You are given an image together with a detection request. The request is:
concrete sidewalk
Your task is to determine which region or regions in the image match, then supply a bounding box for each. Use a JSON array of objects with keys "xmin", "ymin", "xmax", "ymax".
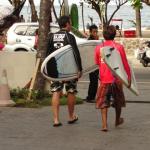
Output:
[{"xmin": 0, "ymin": 102, "xmax": 150, "ymax": 150}]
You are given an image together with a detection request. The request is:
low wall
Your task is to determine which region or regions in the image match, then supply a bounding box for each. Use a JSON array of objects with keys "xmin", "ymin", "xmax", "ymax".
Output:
[
  {"xmin": 116, "ymin": 38, "xmax": 150, "ymax": 56},
  {"xmin": 0, "ymin": 52, "xmax": 36, "ymax": 88}
]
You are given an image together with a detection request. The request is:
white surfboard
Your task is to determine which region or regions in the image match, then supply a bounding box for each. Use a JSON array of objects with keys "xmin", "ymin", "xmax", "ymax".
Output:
[
  {"xmin": 101, "ymin": 46, "xmax": 139, "ymax": 96},
  {"xmin": 41, "ymin": 40, "xmax": 102, "ymax": 81}
]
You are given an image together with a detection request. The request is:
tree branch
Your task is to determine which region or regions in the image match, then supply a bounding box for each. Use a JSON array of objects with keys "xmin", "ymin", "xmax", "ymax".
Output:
[
  {"xmin": 108, "ymin": 0, "xmax": 128, "ymax": 25},
  {"xmin": 7, "ymin": 0, "xmax": 13, "ymax": 4}
]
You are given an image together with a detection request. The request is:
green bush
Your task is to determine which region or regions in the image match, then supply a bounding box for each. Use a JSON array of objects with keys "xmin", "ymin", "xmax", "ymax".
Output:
[
  {"xmin": 71, "ymin": 26, "xmax": 87, "ymax": 38},
  {"xmin": 10, "ymin": 88, "xmax": 83, "ymax": 108},
  {"xmin": 10, "ymin": 87, "xmax": 50, "ymax": 101}
]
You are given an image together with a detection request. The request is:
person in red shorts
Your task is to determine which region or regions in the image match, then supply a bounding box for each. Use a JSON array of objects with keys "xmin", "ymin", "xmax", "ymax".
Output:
[{"xmin": 94, "ymin": 25, "xmax": 131, "ymax": 132}]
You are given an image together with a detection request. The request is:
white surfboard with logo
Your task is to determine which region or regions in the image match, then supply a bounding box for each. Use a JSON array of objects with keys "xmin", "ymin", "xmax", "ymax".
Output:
[{"xmin": 41, "ymin": 40, "xmax": 102, "ymax": 81}]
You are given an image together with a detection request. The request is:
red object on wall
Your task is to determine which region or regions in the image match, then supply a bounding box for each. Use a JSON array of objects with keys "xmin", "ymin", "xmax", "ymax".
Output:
[
  {"xmin": 124, "ymin": 30, "xmax": 136, "ymax": 38},
  {"xmin": 0, "ymin": 43, "xmax": 4, "ymax": 51}
]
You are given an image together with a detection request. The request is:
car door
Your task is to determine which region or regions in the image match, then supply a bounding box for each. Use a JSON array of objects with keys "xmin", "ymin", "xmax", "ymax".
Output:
[
  {"xmin": 23, "ymin": 25, "xmax": 38, "ymax": 47},
  {"xmin": 11, "ymin": 25, "xmax": 28, "ymax": 45}
]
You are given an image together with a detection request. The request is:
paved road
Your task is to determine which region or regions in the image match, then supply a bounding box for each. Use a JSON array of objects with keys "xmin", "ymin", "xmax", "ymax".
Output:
[{"xmin": 0, "ymin": 58, "xmax": 150, "ymax": 150}]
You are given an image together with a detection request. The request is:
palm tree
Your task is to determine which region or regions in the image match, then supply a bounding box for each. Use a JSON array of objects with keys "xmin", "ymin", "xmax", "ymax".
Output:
[
  {"xmin": 135, "ymin": 7, "xmax": 142, "ymax": 37},
  {"xmin": 131, "ymin": 0, "xmax": 142, "ymax": 37},
  {"xmin": 63, "ymin": 0, "xmax": 69, "ymax": 15},
  {"xmin": 80, "ymin": 1, "xmax": 85, "ymax": 33},
  {"xmin": 34, "ymin": 0, "xmax": 52, "ymax": 90}
]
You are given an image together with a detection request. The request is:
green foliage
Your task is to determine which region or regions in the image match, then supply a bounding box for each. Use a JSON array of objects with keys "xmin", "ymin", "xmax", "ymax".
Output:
[
  {"xmin": 10, "ymin": 87, "xmax": 50, "ymax": 101},
  {"xmin": 71, "ymin": 26, "xmax": 87, "ymax": 38},
  {"xmin": 70, "ymin": 4, "xmax": 79, "ymax": 29},
  {"xmin": 10, "ymin": 88, "xmax": 51, "ymax": 108},
  {"xmin": 130, "ymin": 0, "xmax": 143, "ymax": 9},
  {"xmin": 10, "ymin": 88, "xmax": 83, "ymax": 108}
]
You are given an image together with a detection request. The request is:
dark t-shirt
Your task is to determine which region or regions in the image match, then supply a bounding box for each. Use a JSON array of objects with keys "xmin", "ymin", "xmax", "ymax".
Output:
[{"xmin": 46, "ymin": 29, "xmax": 82, "ymax": 77}]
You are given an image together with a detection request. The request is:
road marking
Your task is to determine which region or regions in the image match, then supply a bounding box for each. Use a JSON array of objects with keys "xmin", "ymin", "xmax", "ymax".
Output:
[
  {"xmin": 79, "ymin": 81, "xmax": 89, "ymax": 83},
  {"xmin": 137, "ymin": 82, "xmax": 150, "ymax": 84}
]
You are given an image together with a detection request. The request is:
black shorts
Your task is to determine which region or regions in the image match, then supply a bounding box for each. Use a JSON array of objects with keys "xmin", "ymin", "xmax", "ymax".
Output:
[{"xmin": 50, "ymin": 80, "xmax": 77, "ymax": 94}]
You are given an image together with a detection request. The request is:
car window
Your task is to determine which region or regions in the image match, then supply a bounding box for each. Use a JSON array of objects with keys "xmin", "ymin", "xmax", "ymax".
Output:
[
  {"xmin": 25, "ymin": 26, "xmax": 38, "ymax": 36},
  {"xmin": 14, "ymin": 25, "xmax": 28, "ymax": 35}
]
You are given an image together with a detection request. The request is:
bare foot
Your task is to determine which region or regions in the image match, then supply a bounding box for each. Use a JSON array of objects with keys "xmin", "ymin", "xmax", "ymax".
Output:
[
  {"xmin": 101, "ymin": 128, "xmax": 108, "ymax": 132},
  {"xmin": 115, "ymin": 118, "xmax": 124, "ymax": 127}
]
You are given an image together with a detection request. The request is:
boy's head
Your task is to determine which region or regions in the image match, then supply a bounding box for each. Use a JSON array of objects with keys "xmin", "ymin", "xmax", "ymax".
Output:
[
  {"xmin": 35, "ymin": 29, "xmax": 39, "ymax": 35},
  {"xmin": 89, "ymin": 24, "xmax": 98, "ymax": 39},
  {"xmin": 58, "ymin": 16, "xmax": 71, "ymax": 31},
  {"xmin": 115, "ymin": 25, "xmax": 120, "ymax": 30},
  {"xmin": 103, "ymin": 25, "xmax": 116, "ymax": 40}
]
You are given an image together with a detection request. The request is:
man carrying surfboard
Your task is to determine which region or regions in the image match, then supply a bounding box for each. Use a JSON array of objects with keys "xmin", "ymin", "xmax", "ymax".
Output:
[
  {"xmin": 46, "ymin": 16, "xmax": 82, "ymax": 127},
  {"xmin": 94, "ymin": 25, "xmax": 131, "ymax": 132}
]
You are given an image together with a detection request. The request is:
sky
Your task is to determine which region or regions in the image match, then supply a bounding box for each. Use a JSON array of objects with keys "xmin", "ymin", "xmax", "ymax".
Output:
[{"xmin": 0, "ymin": 0, "xmax": 81, "ymax": 6}]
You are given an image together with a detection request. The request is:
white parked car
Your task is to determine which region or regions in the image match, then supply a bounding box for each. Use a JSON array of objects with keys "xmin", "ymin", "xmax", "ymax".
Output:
[{"xmin": 5, "ymin": 22, "xmax": 87, "ymax": 52}]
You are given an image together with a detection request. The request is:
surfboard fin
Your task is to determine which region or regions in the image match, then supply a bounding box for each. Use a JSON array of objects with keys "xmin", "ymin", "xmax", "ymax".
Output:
[{"xmin": 106, "ymin": 54, "xmax": 111, "ymax": 57}]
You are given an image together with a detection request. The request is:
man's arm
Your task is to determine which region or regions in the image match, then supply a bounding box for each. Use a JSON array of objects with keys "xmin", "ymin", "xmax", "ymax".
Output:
[
  {"xmin": 94, "ymin": 46, "xmax": 100, "ymax": 65},
  {"xmin": 68, "ymin": 34, "xmax": 83, "ymax": 72}
]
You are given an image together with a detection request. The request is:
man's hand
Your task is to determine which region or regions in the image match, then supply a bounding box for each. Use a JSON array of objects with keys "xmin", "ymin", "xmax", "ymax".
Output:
[
  {"xmin": 127, "ymin": 79, "xmax": 131, "ymax": 88},
  {"xmin": 77, "ymin": 71, "xmax": 82, "ymax": 79}
]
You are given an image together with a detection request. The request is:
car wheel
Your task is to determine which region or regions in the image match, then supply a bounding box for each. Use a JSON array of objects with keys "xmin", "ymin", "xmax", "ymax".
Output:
[{"xmin": 15, "ymin": 49, "xmax": 28, "ymax": 52}]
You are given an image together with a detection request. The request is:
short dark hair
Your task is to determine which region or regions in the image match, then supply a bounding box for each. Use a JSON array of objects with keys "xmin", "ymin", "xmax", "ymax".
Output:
[
  {"xmin": 115, "ymin": 25, "xmax": 120, "ymax": 30},
  {"xmin": 35, "ymin": 29, "xmax": 39, "ymax": 35},
  {"xmin": 58, "ymin": 16, "xmax": 71, "ymax": 28},
  {"xmin": 103, "ymin": 25, "xmax": 116, "ymax": 40},
  {"xmin": 89, "ymin": 24, "xmax": 98, "ymax": 32}
]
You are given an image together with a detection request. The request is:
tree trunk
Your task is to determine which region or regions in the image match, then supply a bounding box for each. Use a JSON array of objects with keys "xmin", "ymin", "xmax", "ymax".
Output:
[
  {"xmin": 12, "ymin": 0, "xmax": 21, "ymax": 9},
  {"xmin": 81, "ymin": 3, "xmax": 85, "ymax": 33},
  {"xmin": 34, "ymin": 0, "xmax": 52, "ymax": 91},
  {"xmin": 28, "ymin": 0, "xmax": 38, "ymax": 22},
  {"xmin": 135, "ymin": 7, "xmax": 142, "ymax": 37},
  {"xmin": 63, "ymin": 0, "xmax": 69, "ymax": 15}
]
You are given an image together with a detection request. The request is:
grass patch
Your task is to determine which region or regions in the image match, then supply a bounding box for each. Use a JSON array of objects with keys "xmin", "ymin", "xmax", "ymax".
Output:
[{"xmin": 10, "ymin": 88, "xmax": 83, "ymax": 108}]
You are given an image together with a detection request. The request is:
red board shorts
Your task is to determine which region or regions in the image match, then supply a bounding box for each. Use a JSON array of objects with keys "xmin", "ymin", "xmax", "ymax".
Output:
[{"xmin": 96, "ymin": 81, "xmax": 125, "ymax": 109}]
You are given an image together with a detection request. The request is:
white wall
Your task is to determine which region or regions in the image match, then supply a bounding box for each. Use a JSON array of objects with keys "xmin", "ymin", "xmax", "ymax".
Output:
[{"xmin": 0, "ymin": 52, "xmax": 36, "ymax": 88}]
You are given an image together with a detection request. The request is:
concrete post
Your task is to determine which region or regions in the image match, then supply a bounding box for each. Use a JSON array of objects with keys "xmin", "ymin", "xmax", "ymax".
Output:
[{"xmin": 0, "ymin": 69, "xmax": 15, "ymax": 107}]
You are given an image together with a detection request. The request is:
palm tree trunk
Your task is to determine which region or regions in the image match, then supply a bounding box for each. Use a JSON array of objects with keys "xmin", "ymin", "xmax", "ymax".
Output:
[
  {"xmin": 81, "ymin": 3, "xmax": 85, "ymax": 33},
  {"xmin": 64, "ymin": 0, "xmax": 69, "ymax": 15},
  {"xmin": 12, "ymin": 0, "xmax": 21, "ymax": 9},
  {"xmin": 135, "ymin": 7, "xmax": 142, "ymax": 37},
  {"xmin": 28, "ymin": 0, "xmax": 38, "ymax": 22},
  {"xmin": 34, "ymin": 0, "xmax": 52, "ymax": 90}
]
